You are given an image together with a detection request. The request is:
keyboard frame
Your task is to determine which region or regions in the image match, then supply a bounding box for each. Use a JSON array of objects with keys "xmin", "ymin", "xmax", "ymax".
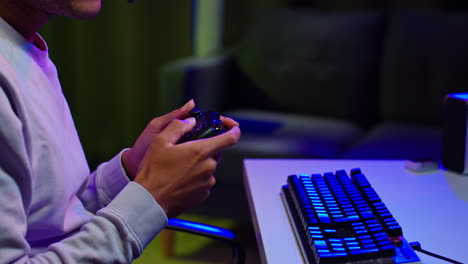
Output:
[
  {"xmin": 280, "ymin": 186, "xmax": 318, "ymax": 264},
  {"xmin": 280, "ymin": 171, "xmax": 421, "ymax": 264}
]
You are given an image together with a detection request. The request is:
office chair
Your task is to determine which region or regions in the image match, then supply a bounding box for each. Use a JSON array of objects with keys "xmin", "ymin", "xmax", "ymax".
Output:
[{"xmin": 166, "ymin": 218, "xmax": 245, "ymax": 264}]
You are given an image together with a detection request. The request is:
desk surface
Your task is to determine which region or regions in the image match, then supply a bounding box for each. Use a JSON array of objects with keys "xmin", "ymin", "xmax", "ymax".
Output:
[{"xmin": 243, "ymin": 159, "xmax": 468, "ymax": 264}]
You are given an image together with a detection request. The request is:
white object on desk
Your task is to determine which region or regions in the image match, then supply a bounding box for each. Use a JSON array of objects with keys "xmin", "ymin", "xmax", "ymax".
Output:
[{"xmin": 243, "ymin": 159, "xmax": 468, "ymax": 264}]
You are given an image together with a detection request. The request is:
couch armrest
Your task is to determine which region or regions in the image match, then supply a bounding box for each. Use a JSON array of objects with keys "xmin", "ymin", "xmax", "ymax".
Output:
[{"xmin": 158, "ymin": 51, "xmax": 235, "ymax": 115}]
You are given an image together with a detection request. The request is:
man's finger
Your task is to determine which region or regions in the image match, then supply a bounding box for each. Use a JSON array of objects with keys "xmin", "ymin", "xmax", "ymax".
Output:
[
  {"xmin": 195, "ymin": 126, "xmax": 241, "ymax": 157},
  {"xmin": 220, "ymin": 116, "xmax": 239, "ymax": 128},
  {"xmin": 159, "ymin": 117, "xmax": 197, "ymax": 144},
  {"xmin": 153, "ymin": 99, "xmax": 195, "ymax": 131}
]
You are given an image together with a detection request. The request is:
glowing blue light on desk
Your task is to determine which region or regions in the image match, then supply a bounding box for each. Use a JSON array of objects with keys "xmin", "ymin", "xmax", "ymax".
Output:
[
  {"xmin": 450, "ymin": 93, "xmax": 468, "ymax": 100},
  {"xmin": 168, "ymin": 218, "xmax": 235, "ymax": 240}
]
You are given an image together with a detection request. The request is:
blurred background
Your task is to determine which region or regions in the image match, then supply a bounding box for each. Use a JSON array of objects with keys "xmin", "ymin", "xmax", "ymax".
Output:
[
  {"xmin": 39, "ymin": 0, "xmax": 284, "ymax": 171},
  {"xmin": 39, "ymin": 0, "xmax": 467, "ymax": 171},
  {"xmin": 38, "ymin": 0, "xmax": 468, "ymax": 263}
]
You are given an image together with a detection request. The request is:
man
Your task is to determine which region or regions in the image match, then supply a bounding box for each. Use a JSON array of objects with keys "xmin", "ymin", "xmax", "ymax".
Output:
[{"xmin": 0, "ymin": 0, "xmax": 241, "ymax": 262}]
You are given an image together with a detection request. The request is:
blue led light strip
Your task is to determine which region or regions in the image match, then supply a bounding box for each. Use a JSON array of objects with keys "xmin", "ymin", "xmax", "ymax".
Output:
[
  {"xmin": 167, "ymin": 218, "xmax": 236, "ymax": 240},
  {"xmin": 450, "ymin": 93, "xmax": 468, "ymax": 100}
]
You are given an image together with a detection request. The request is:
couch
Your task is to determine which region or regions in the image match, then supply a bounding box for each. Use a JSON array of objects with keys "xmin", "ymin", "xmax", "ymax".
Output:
[{"xmin": 158, "ymin": 9, "xmax": 468, "ymax": 221}]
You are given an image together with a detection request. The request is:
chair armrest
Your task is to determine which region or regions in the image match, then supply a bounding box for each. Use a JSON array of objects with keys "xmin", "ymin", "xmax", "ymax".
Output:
[
  {"xmin": 167, "ymin": 218, "xmax": 245, "ymax": 264},
  {"xmin": 158, "ymin": 51, "xmax": 235, "ymax": 115}
]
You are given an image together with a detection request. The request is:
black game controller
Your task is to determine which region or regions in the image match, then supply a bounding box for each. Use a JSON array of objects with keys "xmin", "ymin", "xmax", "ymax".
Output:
[{"xmin": 178, "ymin": 108, "xmax": 227, "ymax": 143}]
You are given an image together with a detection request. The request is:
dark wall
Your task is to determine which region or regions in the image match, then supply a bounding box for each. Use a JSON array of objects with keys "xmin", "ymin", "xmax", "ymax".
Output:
[
  {"xmin": 286, "ymin": 0, "xmax": 468, "ymax": 10},
  {"xmin": 223, "ymin": 0, "xmax": 468, "ymax": 56},
  {"xmin": 224, "ymin": 0, "xmax": 286, "ymax": 48}
]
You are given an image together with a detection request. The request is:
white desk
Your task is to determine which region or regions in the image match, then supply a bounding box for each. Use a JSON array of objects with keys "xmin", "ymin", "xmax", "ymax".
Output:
[{"xmin": 243, "ymin": 159, "xmax": 468, "ymax": 264}]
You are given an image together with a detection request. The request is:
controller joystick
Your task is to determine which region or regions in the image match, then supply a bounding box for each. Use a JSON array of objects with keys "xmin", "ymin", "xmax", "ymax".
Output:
[{"xmin": 178, "ymin": 108, "xmax": 227, "ymax": 143}]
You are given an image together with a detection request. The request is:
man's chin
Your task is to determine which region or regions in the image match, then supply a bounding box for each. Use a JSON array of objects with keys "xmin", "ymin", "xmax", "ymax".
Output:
[{"xmin": 66, "ymin": 1, "xmax": 101, "ymax": 19}]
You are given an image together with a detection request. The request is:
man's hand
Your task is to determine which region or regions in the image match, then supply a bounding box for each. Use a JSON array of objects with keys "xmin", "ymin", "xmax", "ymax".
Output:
[
  {"xmin": 134, "ymin": 117, "xmax": 240, "ymax": 218},
  {"xmin": 122, "ymin": 100, "xmax": 241, "ymax": 218},
  {"xmin": 122, "ymin": 100, "xmax": 195, "ymax": 180}
]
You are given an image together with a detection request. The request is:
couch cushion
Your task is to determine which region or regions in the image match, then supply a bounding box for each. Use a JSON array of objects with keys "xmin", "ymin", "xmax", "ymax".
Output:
[
  {"xmin": 342, "ymin": 123, "xmax": 442, "ymax": 160},
  {"xmin": 380, "ymin": 11, "xmax": 468, "ymax": 125},
  {"xmin": 235, "ymin": 8, "xmax": 385, "ymax": 127}
]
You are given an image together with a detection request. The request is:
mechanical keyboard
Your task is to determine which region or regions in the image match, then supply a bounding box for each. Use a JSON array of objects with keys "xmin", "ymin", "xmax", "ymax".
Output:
[{"xmin": 280, "ymin": 168, "xmax": 421, "ymax": 264}]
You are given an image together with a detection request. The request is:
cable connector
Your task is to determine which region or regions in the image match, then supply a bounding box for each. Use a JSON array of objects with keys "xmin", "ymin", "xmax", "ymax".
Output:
[
  {"xmin": 409, "ymin": 241, "xmax": 422, "ymax": 251},
  {"xmin": 410, "ymin": 241, "xmax": 463, "ymax": 264}
]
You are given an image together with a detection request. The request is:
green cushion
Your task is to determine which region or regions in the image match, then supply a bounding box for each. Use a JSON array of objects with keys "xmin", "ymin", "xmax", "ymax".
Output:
[{"xmin": 236, "ymin": 8, "xmax": 385, "ymax": 126}]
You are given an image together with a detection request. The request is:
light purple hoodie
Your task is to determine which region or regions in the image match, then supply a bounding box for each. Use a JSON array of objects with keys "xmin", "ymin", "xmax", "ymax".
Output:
[{"xmin": 0, "ymin": 17, "xmax": 167, "ymax": 263}]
